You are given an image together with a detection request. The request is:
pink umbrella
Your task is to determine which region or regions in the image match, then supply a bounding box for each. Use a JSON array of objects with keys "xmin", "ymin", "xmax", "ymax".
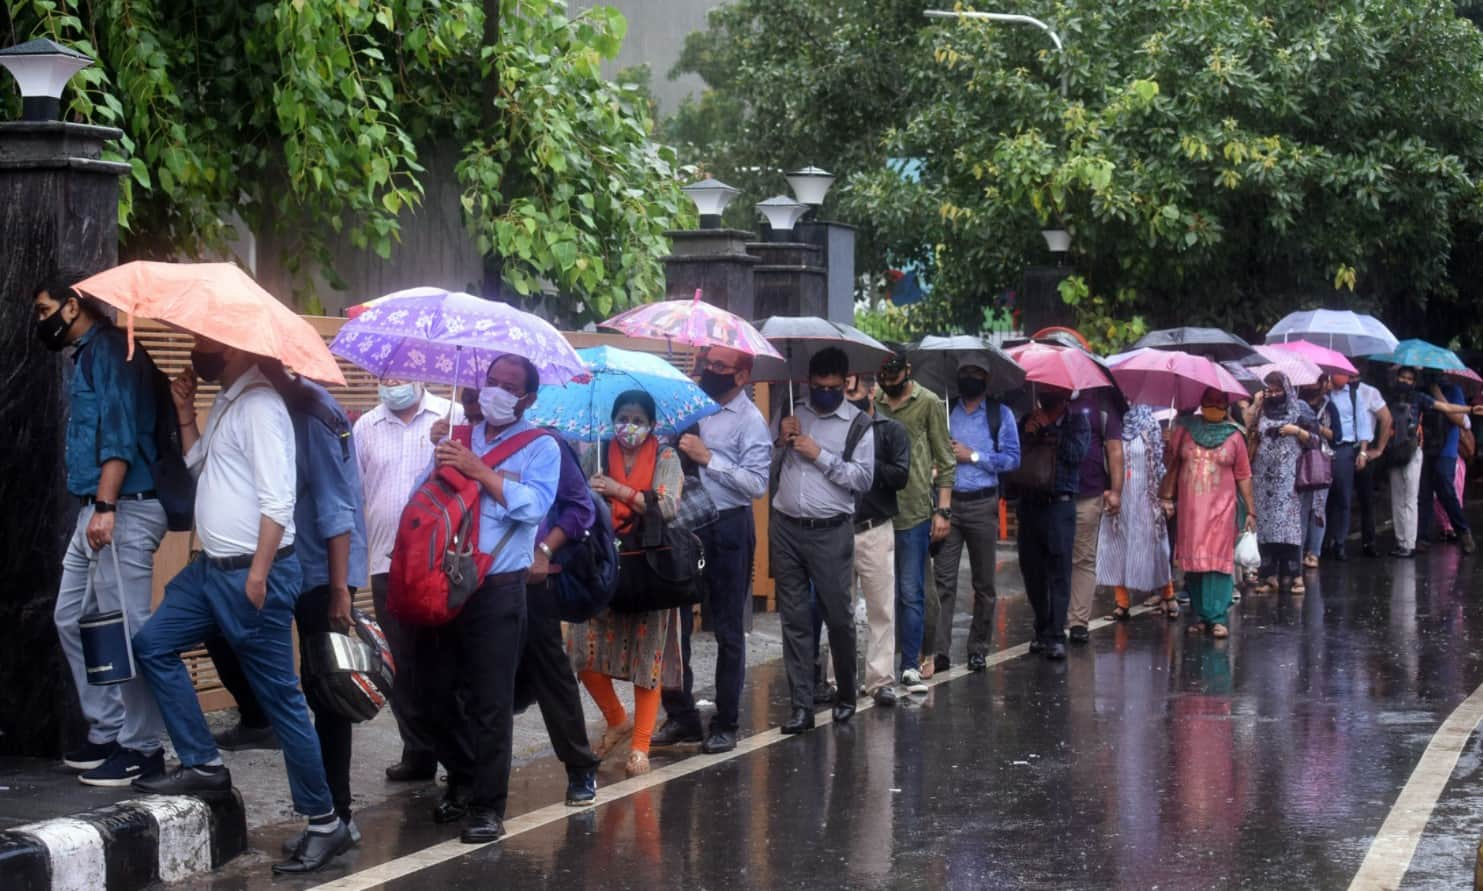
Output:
[
  {"xmin": 1447, "ymin": 367, "xmax": 1483, "ymax": 397},
  {"xmin": 1006, "ymin": 342, "xmax": 1116, "ymax": 392},
  {"xmin": 1250, "ymin": 346, "xmax": 1323, "ymax": 388},
  {"xmin": 1265, "ymin": 340, "xmax": 1357, "ymax": 375},
  {"xmin": 601, "ymin": 289, "xmax": 785, "ymax": 368},
  {"xmin": 1107, "ymin": 348, "xmax": 1248, "ymax": 409}
]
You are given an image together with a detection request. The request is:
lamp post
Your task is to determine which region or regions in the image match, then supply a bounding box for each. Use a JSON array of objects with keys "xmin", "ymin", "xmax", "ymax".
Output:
[
  {"xmin": 0, "ymin": 38, "xmax": 93, "ymax": 121},
  {"xmin": 756, "ymin": 196, "xmax": 809, "ymax": 241},
  {"xmin": 923, "ymin": 9, "xmax": 1067, "ymax": 98},
  {"xmin": 1041, "ymin": 228, "xmax": 1071, "ymax": 264},
  {"xmin": 785, "ymin": 165, "xmax": 836, "ymax": 209},
  {"xmin": 680, "ymin": 177, "xmax": 741, "ymax": 229}
]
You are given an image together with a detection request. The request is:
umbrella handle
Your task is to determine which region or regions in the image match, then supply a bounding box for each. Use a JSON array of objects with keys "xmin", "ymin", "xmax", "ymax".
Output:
[{"xmin": 450, "ymin": 346, "xmax": 463, "ymax": 424}]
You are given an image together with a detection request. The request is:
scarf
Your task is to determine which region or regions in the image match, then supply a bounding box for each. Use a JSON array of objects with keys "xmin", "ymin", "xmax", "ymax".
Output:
[
  {"xmin": 1258, "ymin": 373, "xmax": 1300, "ymax": 434},
  {"xmin": 1178, "ymin": 413, "xmax": 1244, "ymax": 449},
  {"xmin": 1122, "ymin": 405, "xmax": 1166, "ymax": 483},
  {"xmin": 606, "ymin": 435, "xmax": 658, "ymax": 534}
]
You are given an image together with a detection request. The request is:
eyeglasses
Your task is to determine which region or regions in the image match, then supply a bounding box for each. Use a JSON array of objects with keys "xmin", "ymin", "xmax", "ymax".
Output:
[{"xmin": 700, "ymin": 360, "xmax": 739, "ymax": 375}]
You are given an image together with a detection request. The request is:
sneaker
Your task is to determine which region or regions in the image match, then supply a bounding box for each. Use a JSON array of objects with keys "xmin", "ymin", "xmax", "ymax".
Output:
[
  {"xmin": 967, "ymin": 653, "xmax": 987, "ymax": 672},
  {"xmin": 80, "ymin": 747, "xmax": 165, "ymax": 787},
  {"xmin": 1176, "ymin": 590, "xmax": 1191, "ymax": 605},
  {"xmin": 213, "ymin": 722, "xmax": 280, "ymax": 752},
  {"xmin": 1462, "ymin": 531, "xmax": 1476, "ymax": 555},
  {"xmin": 871, "ymin": 686, "xmax": 898, "ymax": 707},
  {"xmin": 1067, "ymin": 626, "xmax": 1090, "ymax": 644},
  {"xmin": 63, "ymin": 740, "xmax": 118, "ymax": 772},
  {"xmin": 1390, "ymin": 546, "xmax": 1415, "ymax": 558},
  {"xmin": 901, "ymin": 669, "xmax": 928, "ymax": 694},
  {"xmin": 565, "ymin": 768, "xmax": 597, "ymax": 807}
]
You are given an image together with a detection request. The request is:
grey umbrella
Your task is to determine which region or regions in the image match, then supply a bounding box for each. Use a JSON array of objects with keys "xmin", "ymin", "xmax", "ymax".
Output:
[
  {"xmin": 1133, "ymin": 327, "xmax": 1262, "ymax": 364},
  {"xmin": 753, "ymin": 316, "xmax": 894, "ymax": 381},
  {"xmin": 907, "ymin": 334, "xmax": 1026, "ymax": 399}
]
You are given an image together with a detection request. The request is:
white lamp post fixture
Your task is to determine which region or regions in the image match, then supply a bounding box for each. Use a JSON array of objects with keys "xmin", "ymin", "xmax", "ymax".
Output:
[
  {"xmin": 924, "ymin": 10, "xmax": 1067, "ymax": 98},
  {"xmin": 680, "ymin": 177, "xmax": 741, "ymax": 229},
  {"xmin": 785, "ymin": 166, "xmax": 836, "ymax": 207},
  {"xmin": 756, "ymin": 196, "xmax": 809, "ymax": 237},
  {"xmin": 1041, "ymin": 228, "xmax": 1071, "ymax": 263},
  {"xmin": 0, "ymin": 38, "xmax": 93, "ymax": 122}
]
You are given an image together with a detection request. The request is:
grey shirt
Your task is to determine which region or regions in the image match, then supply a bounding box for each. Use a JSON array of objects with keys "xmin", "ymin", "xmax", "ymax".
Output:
[
  {"xmin": 772, "ymin": 399, "xmax": 875, "ymax": 520},
  {"xmin": 697, "ymin": 390, "xmax": 772, "ymax": 511}
]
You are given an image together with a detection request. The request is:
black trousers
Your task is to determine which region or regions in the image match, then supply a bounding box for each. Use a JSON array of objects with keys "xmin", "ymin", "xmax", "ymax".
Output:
[
  {"xmin": 1356, "ymin": 459, "xmax": 1380, "ymax": 548},
  {"xmin": 371, "ymin": 573, "xmax": 437, "ymax": 766},
  {"xmin": 205, "ymin": 584, "xmax": 353, "ymax": 821},
  {"xmin": 514, "ymin": 580, "xmax": 599, "ymax": 771},
  {"xmin": 1016, "ymin": 497, "xmax": 1076, "ymax": 644},
  {"xmin": 412, "ymin": 572, "xmax": 527, "ymax": 816}
]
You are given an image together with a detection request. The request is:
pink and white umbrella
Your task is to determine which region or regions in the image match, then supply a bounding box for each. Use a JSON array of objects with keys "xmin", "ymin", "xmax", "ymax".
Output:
[
  {"xmin": 1265, "ymin": 340, "xmax": 1358, "ymax": 376},
  {"xmin": 1006, "ymin": 342, "xmax": 1118, "ymax": 393},
  {"xmin": 1250, "ymin": 346, "xmax": 1324, "ymax": 388},
  {"xmin": 1106, "ymin": 348, "xmax": 1249, "ymax": 410},
  {"xmin": 601, "ymin": 289, "xmax": 785, "ymax": 372}
]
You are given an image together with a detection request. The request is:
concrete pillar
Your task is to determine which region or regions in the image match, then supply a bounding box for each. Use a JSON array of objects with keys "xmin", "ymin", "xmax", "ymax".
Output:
[
  {"xmin": 748, "ymin": 239, "xmax": 827, "ymax": 320},
  {"xmin": 0, "ymin": 120, "xmax": 128, "ymax": 756},
  {"xmin": 662, "ymin": 228, "xmax": 760, "ymax": 320},
  {"xmin": 794, "ymin": 220, "xmax": 857, "ymax": 324}
]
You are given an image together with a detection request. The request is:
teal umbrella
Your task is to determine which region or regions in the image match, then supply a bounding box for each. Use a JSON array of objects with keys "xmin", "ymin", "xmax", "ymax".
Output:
[
  {"xmin": 525, "ymin": 346, "xmax": 720, "ymax": 440},
  {"xmin": 1367, "ymin": 339, "xmax": 1466, "ymax": 372}
]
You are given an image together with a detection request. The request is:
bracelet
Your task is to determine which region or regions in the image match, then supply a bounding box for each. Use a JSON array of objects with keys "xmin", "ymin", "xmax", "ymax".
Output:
[
  {"xmin": 178, "ymin": 417, "xmax": 197, "ymax": 427},
  {"xmin": 538, "ymin": 542, "xmax": 554, "ymax": 559}
]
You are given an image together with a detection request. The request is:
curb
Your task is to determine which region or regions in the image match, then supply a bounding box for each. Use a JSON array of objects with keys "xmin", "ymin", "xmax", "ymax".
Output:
[{"xmin": 0, "ymin": 790, "xmax": 245, "ymax": 891}]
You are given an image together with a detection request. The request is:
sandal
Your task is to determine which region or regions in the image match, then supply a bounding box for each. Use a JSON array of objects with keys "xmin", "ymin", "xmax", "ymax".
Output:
[
  {"xmin": 594, "ymin": 718, "xmax": 634, "ymax": 761},
  {"xmin": 1109, "ymin": 606, "xmax": 1132, "ymax": 621},
  {"xmin": 1251, "ymin": 577, "xmax": 1278, "ymax": 594},
  {"xmin": 1186, "ymin": 622, "xmax": 1207, "ymax": 635},
  {"xmin": 1290, "ymin": 579, "xmax": 1306, "ymax": 595},
  {"xmin": 1142, "ymin": 594, "xmax": 1165, "ymax": 608},
  {"xmin": 624, "ymin": 750, "xmax": 651, "ymax": 778},
  {"xmin": 1303, "ymin": 553, "xmax": 1319, "ymax": 569},
  {"xmin": 920, "ymin": 658, "xmax": 936, "ymax": 680},
  {"xmin": 1163, "ymin": 599, "xmax": 1180, "ymax": 621},
  {"xmin": 1211, "ymin": 624, "xmax": 1230, "ymax": 639}
]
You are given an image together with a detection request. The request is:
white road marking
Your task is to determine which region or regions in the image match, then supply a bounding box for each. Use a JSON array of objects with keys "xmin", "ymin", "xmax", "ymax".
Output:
[
  {"xmin": 127, "ymin": 795, "xmax": 214, "ymax": 881},
  {"xmin": 1348, "ymin": 680, "xmax": 1483, "ymax": 891},
  {"xmin": 16, "ymin": 817, "xmax": 105, "ymax": 891},
  {"xmin": 310, "ymin": 607, "xmax": 1151, "ymax": 890}
]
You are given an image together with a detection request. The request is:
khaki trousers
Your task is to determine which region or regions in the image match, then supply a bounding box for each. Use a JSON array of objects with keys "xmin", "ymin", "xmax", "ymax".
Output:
[{"xmin": 1066, "ymin": 496, "xmax": 1105, "ymax": 628}]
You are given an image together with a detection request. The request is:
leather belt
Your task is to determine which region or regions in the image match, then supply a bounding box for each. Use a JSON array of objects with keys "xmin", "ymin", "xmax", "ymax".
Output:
[
  {"xmin": 778, "ymin": 513, "xmax": 851, "ymax": 530},
  {"xmin": 80, "ymin": 490, "xmax": 157, "ymax": 506},
  {"xmin": 854, "ymin": 516, "xmax": 891, "ymax": 535},
  {"xmin": 954, "ymin": 487, "xmax": 998, "ymax": 503},
  {"xmin": 204, "ymin": 545, "xmax": 295, "ymax": 571}
]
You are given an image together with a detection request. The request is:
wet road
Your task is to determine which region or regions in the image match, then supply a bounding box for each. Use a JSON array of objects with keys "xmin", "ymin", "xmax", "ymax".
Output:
[{"xmin": 203, "ymin": 540, "xmax": 1483, "ymax": 890}]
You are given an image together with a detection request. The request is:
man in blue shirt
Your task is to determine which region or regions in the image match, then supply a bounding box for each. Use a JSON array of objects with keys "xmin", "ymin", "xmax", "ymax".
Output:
[
  {"xmin": 33, "ymin": 276, "xmax": 169, "ymax": 788},
  {"xmin": 931, "ymin": 359, "xmax": 1021, "ymax": 672},
  {"xmin": 202, "ymin": 368, "xmax": 369, "ymax": 852},
  {"xmin": 416, "ymin": 354, "xmax": 559, "ymax": 844},
  {"xmin": 1417, "ymin": 377, "xmax": 1474, "ymax": 553}
]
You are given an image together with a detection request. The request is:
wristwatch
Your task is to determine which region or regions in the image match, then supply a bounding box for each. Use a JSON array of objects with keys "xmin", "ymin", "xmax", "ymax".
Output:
[
  {"xmin": 934, "ymin": 507, "xmax": 953, "ymax": 520},
  {"xmin": 93, "ymin": 500, "xmax": 117, "ymax": 514},
  {"xmin": 969, "ymin": 450, "xmax": 981, "ymax": 464}
]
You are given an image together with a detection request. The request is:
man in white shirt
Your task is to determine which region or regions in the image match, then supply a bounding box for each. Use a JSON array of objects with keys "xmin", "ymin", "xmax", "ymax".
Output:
[
  {"xmin": 352, "ymin": 380, "xmax": 462, "ymax": 782},
  {"xmin": 132, "ymin": 337, "xmax": 350, "ymax": 875},
  {"xmin": 1327, "ymin": 372, "xmax": 1391, "ymax": 558}
]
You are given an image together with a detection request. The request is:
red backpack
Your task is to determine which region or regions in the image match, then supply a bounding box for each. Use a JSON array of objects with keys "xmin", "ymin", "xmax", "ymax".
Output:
[{"xmin": 387, "ymin": 426, "xmax": 547, "ymax": 625}]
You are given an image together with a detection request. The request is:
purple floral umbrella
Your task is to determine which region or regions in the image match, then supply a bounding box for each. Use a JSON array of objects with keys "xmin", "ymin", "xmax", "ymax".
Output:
[{"xmin": 330, "ymin": 287, "xmax": 587, "ymax": 389}]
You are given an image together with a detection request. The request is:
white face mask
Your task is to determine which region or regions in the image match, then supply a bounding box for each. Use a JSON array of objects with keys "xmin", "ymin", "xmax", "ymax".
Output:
[
  {"xmin": 478, "ymin": 386, "xmax": 521, "ymax": 425},
  {"xmin": 378, "ymin": 382, "xmax": 421, "ymax": 411}
]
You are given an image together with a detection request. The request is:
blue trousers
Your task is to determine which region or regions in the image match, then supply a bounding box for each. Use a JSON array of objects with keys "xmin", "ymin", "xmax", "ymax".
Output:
[
  {"xmin": 894, "ymin": 520, "xmax": 930, "ymax": 672},
  {"xmin": 664, "ymin": 507, "xmax": 754, "ymax": 732},
  {"xmin": 134, "ymin": 552, "xmax": 333, "ymax": 817},
  {"xmin": 1324, "ymin": 444, "xmax": 1357, "ymax": 554},
  {"xmin": 1418, "ymin": 454, "xmax": 1470, "ymax": 542}
]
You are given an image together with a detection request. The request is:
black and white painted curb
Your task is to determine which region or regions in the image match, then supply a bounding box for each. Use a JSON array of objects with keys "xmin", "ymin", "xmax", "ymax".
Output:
[{"xmin": 0, "ymin": 791, "xmax": 246, "ymax": 890}]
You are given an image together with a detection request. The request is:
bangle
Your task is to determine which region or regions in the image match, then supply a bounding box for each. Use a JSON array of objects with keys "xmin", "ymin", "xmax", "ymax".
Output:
[
  {"xmin": 538, "ymin": 542, "xmax": 554, "ymax": 559},
  {"xmin": 178, "ymin": 416, "xmax": 196, "ymax": 427}
]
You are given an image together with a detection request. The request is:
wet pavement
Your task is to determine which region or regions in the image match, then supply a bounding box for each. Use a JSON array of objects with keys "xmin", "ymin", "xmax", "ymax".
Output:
[{"xmin": 198, "ymin": 536, "xmax": 1483, "ymax": 890}]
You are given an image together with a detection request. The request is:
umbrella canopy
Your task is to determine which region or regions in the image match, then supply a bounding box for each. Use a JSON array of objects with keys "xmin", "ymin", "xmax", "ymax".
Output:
[
  {"xmin": 1132, "ymin": 327, "xmax": 1260, "ymax": 364},
  {"xmin": 1265, "ymin": 340, "xmax": 1357, "ymax": 375},
  {"xmin": 1005, "ymin": 342, "xmax": 1117, "ymax": 393},
  {"xmin": 525, "ymin": 346, "xmax": 720, "ymax": 440},
  {"xmin": 329, "ymin": 287, "xmax": 587, "ymax": 388},
  {"xmin": 1250, "ymin": 346, "xmax": 1323, "ymax": 388},
  {"xmin": 1265, "ymin": 309, "xmax": 1398, "ymax": 357},
  {"xmin": 1220, "ymin": 360, "xmax": 1264, "ymax": 395},
  {"xmin": 1106, "ymin": 348, "xmax": 1248, "ymax": 409},
  {"xmin": 74, "ymin": 261, "xmax": 346, "ymax": 385},
  {"xmin": 906, "ymin": 334, "xmax": 1025, "ymax": 399},
  {"xmin": 1368, "ymin": 339, "xmax": 1467, "ymax": 372},
  {"xmin": 600, "ymin": 290, "xmax": 784, "ymax": 367},
  {"xmin": 753, "ymin": 316, "xmax": 894, "ymax": 381}
]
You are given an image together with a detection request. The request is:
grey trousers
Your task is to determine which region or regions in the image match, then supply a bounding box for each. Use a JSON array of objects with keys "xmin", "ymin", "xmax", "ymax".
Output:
[
  {"xmin": 928, "ymin": 491, "xmax": 1000, "ymax": 659},
  {"xmin": 772, "ymin": 515, "xmax": 856, "ymax": 710}
]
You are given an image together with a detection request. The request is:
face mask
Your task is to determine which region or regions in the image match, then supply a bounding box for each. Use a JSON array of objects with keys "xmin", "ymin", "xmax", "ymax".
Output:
[
  {"xmin": 699, "ymin": 369, "xmax": 737, "ymax": 399},
  {"xmin": 1330, "ymin": 374, "xmax": 1350, "ymax": 388},
  {"xmin": 616, "ymin": 422, "xmax": 652, "ymax": 449},
  {"xmin": 849, "ymin": 397, "xmax": 872, "ymax": 414},
  {"xmin": 1200, "ymin": 406, "xmax": 1227, "ymax": 423},
  {"xmin": 956, "ymin": 375, "xmax": 988, "ymax": 400},
  {"xmin": 810, "ymin": 386, "xmax": 844, "ymax": 414},
  {"xmin": 190, "ymin": 349, "xmax": 227, "ymax": 383},
  {"xmin": 478, "ymin": 386, "xmax": 521, "ymax": 425},
  {"xmin": 880, "ymin": 377, "xmax": 909, "ymax": 398},
  {"xmin": 1394, "ymin": 381, "xmax": 1414, "ymax": 395},
  {"xmin": 34, "ymin": 304, "xmax": 75, "ymax": 352},
  {"xmin": 378, "ymin": 383, "xmax": 421, "ymax": 411}
]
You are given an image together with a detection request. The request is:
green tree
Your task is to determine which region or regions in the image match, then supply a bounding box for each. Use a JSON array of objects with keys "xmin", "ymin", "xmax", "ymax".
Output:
[{"xmin": 1, "ymin": 0, "xmax": 692, "ymax": 318}]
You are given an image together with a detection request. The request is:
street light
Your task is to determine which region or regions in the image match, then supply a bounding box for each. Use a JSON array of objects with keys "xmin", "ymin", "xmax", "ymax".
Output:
[
  {"xmin": 1041, "ymin": 228, "xmax": 1070, "ymax": 264},
  {"xmin": 681, "ymin": 177, "xmax": 741, "ymax": 229},
  {"xmin": 923, "ymin": 9, "xmax": 1067, "ymax": 98},
  {"xmin": 785, "ymin": 166, "xmax": 836, "ymax": 207},
  {"xmin": 756, "ymin": 196, "xmax": 809, "ymax": 239},
  {"xmin": 0, "ymin": 38, "xmax": 93, "ymax": 122}
]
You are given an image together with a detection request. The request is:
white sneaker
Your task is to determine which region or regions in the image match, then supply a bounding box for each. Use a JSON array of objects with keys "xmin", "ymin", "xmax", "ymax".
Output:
[{"xmin": 901, "ymin": 669, "xmax": 928, "ymax": 694}]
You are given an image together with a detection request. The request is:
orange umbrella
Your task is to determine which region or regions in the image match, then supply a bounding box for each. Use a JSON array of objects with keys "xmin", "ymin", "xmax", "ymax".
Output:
[{"xmin": 74, "ymin": 261, "xmax": 346, "ymax": 386}]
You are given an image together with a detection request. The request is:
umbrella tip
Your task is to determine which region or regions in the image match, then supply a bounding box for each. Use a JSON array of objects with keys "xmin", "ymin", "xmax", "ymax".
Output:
[{"xmin": 693, "ymin": 288, "xmax": 703, "ymax": 303}]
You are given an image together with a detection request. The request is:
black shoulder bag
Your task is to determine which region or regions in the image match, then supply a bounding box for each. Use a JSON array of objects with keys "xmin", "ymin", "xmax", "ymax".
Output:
[{"xmin": 608, "ymin": 493, "xmax": 707, "ymax": 613}]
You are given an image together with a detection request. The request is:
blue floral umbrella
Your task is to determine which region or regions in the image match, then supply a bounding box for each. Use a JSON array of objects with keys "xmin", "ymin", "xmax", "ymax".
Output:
[
  {"xmin": 526, "ymin": 346, "xmax": 720, "ymax": 440},
  {"xmin": 1368, "ymin": 339, "xmax": 1467, "ymax": 372}
]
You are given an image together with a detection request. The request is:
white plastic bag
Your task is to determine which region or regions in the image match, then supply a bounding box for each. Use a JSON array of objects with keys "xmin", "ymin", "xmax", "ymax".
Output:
[{"xmin": 1235, "ymin": 531, "xmax": 1261, "ymax": 570}]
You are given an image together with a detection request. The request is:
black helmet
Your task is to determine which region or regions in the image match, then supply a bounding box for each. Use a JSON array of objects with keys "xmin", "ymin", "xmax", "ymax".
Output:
[{"xmin": 302, "ymin": 608, "xmax": 395, "ymax": 723}]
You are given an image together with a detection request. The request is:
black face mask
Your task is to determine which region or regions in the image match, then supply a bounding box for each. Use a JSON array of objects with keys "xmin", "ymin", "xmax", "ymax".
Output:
[
  {"xmin": 880, "ymin": 377, "xmax": 909, "ymax": 398},
  {"xmin": 35, "ymin": 304, "xmax": 76, "ymax": 352},
  {"xmin": 810, "ymin": 386, "xmax": 844, "ymax": 414},
  {"xmin": 190, "ymin": 349, "xmax": 228, "ymax": 383},
  {"xmin": 957, "ymin": 375, "xmax": 988, "ymax": 400},
  {"xmin": 849, "ymin": 396, "xmax": 872, "ymax": 414},
  {"xmin": 1393, "ymin": 381, "xmax": 1414, "ymax": 396},
  {"xmin": 699, "ymin": 369, "xmax": 737, "ymax": 399}
]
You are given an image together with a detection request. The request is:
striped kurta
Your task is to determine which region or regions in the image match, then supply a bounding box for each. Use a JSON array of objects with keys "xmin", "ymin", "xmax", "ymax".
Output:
[{"xmin": 1096, "ymin": 436, "xmax": 1173, "ymax": 592}]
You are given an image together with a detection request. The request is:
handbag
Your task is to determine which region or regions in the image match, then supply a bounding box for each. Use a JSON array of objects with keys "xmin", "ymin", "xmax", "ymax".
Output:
[
  {"xmin": 79, "ymin": 543, "xmax": 135, "ymax": 686},
  {"xmin": 608, "ymin": 492, "xmax": 706, "ymax": 613},
  {"xmin": 674, "ymin": 474, "xmax": 720, "ymax": 532},
  {"xmin": 1003, "ymin": 435, "xmax": 1059, "ymax": 499},
  {"xmin": 1295, "ymin": 441, "xmax": 1333, "ymax": 492}
]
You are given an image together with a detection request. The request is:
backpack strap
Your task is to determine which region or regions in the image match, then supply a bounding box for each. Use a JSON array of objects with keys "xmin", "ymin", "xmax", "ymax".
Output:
[
  {"xmin": 478, "ymin": 428, "xmax": 548, "ymax": 472},
  {"xmin": 843, "ymin": 410, "xmax": 871, "ymax": 462}
]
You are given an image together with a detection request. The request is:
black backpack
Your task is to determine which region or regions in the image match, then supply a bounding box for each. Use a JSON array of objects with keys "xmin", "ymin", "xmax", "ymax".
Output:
[
  {"xmin": 1386, "ymin": 396, "xmax": 1422, "ymax": 467},
  {"xmin": 550, "ymin": 439, "xmax": 620, "ymax": 623}
]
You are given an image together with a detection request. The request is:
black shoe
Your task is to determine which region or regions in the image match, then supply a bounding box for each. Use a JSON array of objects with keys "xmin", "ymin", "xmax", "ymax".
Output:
[
  {"xmin": 967, "ymin": 653, "xmax": 987, "ymax": 672},
  {"xmin": 650, "ymin": 718, "xmax": 704, "ymax": 748},
  {"xmin": 433, "ymin": 785, "xmax": 472, "ymax": 824},
  {"xmin": 1390, "ymin": 546, "xmax": 1415, "ymax": 559},
  {"xmin": 1068, "ymin": 626, "xmax": 1090, "ymax": 644},
  {"xmin": 832, "ymin": 701, "xmax": 856, "ymax": 723},
  {"xmin": 1045, "ymin": 642, "xmax": 1068, "ymax": 661},
  {"xmin": 132, "ymin": 764, "xmax": 232, "ymax": 795},
  {"xmin": 565, "ymin": 767, "xmax": 597, "ymax": 807},
  {"xmin": 213, "ymin": 722, "xmax": 280, "ymax": 752},
  {"xmin": 813, "ymin": 681, "xmax": 837, "ymax": 706},
  {"xmin": 1462, "ymin": 531, "xmax": 1476, "ymax": 555},
  {"xmin": 1028, "ymin": 640, "xmax": 1045, "ymax": 655},
  {"xmin": 385, "ymin": 755, "xmax": 437, "ymax": 782},
  {"xmin": 781, "ymin": 708, "xmax": 815, "ymax": 735},
  {"xmin": 1415, "ymin": 540, "xmax": 1431, "ymax": 553},
  {"xmin": 1363, "ymin": 544, "xmax": 1380, "ymax": 558},
  {"xmin": 933, "ymin": 654, "xmax": 951, "ymax": 673},
  {"xmin": 461, "ymin": 809, "xmax": 505, "ymax": 844},
  {"xmin": 871, "ymin": 686, "xmax": 898, "ymax": 707},
  {"xmin": 282, "ymin": 819, "xmax": 361, "ymax": 856},
  {"xmin": 701, "ymin": 727, "xmax": 737, "ymax": 754},
  {"xmin": 272, "ymin": 821, "xmax": 352, "ymax": 874},
  {"xmin": 1332, "ymin": 547, "xmax": 1349, "ymax": 562},
  {"xmin": 63, "ymin": 739, "xmax": 119, "ymax": 772}
]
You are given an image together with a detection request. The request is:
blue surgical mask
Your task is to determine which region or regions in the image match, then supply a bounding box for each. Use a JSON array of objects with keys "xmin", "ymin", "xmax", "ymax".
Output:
[
  {"xmin": 378, "ymin": 383, "xmax": 420, "ymax": 411},
  {"xmin": 810, "ymin": 386, "xmax": 844, "ymax": 414}
]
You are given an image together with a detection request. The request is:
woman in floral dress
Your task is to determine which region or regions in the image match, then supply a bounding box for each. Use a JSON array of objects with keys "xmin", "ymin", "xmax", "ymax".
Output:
[{"xmin": 1098, "ymin": 405, "xmax": 1174, "ymax": 620}]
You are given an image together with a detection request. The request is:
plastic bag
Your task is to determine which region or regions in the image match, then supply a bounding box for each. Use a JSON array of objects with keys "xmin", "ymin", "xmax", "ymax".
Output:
[{"xmin": 1235, "ymin": 531, "xmax": 1261, "ymax": 570}]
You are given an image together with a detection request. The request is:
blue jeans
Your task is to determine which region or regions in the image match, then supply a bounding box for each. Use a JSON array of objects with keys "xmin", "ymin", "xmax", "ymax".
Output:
[
  {"xmin": 1324, "ymin": 444, "xmax": 1357, "ymax": 553},
  {"xmin": 894, "ymin": 521, "xmax": 930, "ymax": 673},
  {"xmin": 134, "ymin": 552, "xmax": 333, "ymax": 817},
  {"xmin": 1418, "ymin": 454, "xmax": 1470, "ymax": 542}
]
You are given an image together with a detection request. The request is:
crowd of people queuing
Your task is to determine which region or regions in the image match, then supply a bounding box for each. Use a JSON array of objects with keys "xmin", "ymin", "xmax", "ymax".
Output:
[{"xmin": 33, "ymin": 272, "xmax": 1483, "ymax": 875}]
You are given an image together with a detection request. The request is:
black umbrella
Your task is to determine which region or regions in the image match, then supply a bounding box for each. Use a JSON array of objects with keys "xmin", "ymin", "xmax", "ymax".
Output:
[
  {"xmin": 1133, "ymin": 327, "xmax": 1262, "ymax": 365},
  {"xmin": 906, "ymin": 335, "xmax": 1026, "ymax": 400}
]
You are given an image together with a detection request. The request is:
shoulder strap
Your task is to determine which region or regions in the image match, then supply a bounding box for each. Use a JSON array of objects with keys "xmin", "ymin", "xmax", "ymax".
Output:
[
  {"xmin": 479, "ymin": 428, "xmax": 548, "ymax": 471},
  {"xmin": 843, "ymin": 411, "xmax": 871, "ymax": 461}
]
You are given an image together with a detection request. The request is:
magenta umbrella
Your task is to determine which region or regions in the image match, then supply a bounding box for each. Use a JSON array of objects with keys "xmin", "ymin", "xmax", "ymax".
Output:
[
  {"xmin": 1107, "ymin": 348, "xmax": 1249, "ymax": 410},
  {"xmin": 1265, "ymin": 340, "xmax": 1357, "ymax": 376},
  {"xmin": 1006, "ymin": 342, "xmax": 1117, "ymax": 392}
]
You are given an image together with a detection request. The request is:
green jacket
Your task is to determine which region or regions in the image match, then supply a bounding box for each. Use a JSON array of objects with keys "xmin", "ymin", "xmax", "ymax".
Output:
[{"xmin": 875, "ymin": 382, "xmax": 955, "ymax": 530}]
